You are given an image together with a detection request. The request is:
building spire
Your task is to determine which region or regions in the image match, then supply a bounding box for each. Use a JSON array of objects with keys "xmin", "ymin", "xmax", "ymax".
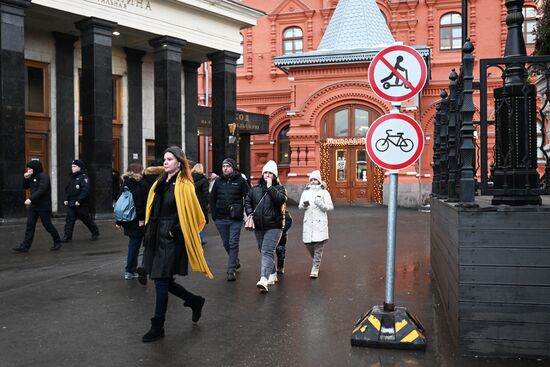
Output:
[{"xmin": 318, "ymin": 0, "xmax": 394, "ymax": 52}]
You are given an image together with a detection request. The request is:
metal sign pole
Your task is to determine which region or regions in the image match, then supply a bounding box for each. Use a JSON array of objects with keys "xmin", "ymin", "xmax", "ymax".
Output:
[{"xmin": 384, "ymin": 171, "xmax": 398, "ymax": 310}]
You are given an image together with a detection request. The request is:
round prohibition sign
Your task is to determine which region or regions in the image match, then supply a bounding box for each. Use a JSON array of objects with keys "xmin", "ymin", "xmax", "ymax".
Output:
[
  {"xmin": 368, "ymin": 45, "xmax": 427, "ymax": 102},
  {"xmin": 366, "ymin": 113, "xmax": 424, "ymax": 171}
]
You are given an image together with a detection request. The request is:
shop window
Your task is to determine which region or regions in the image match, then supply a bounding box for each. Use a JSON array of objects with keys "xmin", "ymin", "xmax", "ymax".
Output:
[
  {"xmin": 440, "ymin": 12, "xmax": 462, "ymax": 51},
  {"xmin": 336, "ymin": 149, "xmax": 346, "ymax": 181},
  {"xmin": 356, "ymin": 149, "xmax": 367, "ymax": 181},
  {"xmin": 237, "ymin": 33, "xmax": 244, "ymax": 65},
  {"xmin": 25, "ymin": 61, "xmax": 48, "ymax": 115},
  {"xmin": 278, "ymin": 125, "xmax": 291, "ymax": 165},
  {"xmin": 523, "ymin": 6, "xmax": 537, "ymax": 45},
  {"xmin": 283, "ymin": 27, "xmax": 303, "ymax": 55}
]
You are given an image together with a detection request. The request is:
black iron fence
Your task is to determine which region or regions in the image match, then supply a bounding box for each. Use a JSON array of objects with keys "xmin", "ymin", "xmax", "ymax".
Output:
[{"xmin": 431, "ymin": 43, "xmax": 550, "ymax": 206}]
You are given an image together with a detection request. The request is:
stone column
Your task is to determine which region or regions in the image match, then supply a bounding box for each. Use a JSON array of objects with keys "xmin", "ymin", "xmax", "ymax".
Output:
[
  {"xmin": 148, "ymin": 36, "xmax": 186, "ymax": 158},
  {"xmin": 124, "ymin": 48, "xmax": 146, "ymax": 164},
  {"xmin": 75, "ymin": 17, "xmax": 117, "ymax": 215},
  {"xmin": 0, "ymin": 0, "xmax": 31, "ymax": 219},
  {"xmin": 207, "ymin": 50, "xmax": 240, "ymax": 174},
  {"xmin": 183, "ymin": 61, "xmax": 201, "ymax": 162},
  {"xmin": 53, "ymin": 32, "xmax": 79, "ymax": 213}
]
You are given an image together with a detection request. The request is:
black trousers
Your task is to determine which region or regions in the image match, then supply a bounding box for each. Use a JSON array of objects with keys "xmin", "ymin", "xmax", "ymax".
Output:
[
  {"xmin": 154, "ymin": 278, "xmax": 197, "ymax": 321},
  {"xmin": 63, "ymin": 206, "xmax": 99, "ymax": 239},
  {"xmin": 22, "ymin": 208, "xmax": 61, "ymax": 248}
]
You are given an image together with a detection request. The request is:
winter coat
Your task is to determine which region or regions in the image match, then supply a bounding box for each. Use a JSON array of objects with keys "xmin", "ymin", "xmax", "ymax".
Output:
[
  {"xmin": 192, "ymin": 172, "xmax": 209, "ymax": 224},
  {"xmin": 299, "ymin": 184, "xmax": 334, "ymax": 243},
  {"xmin": 210, "ymin": 171, "xmax": 249, "ymax": 221},
  {"xmin": 245, "ymin": 182, "xmax": 287, "ymax": 231},
  {"xmin": 116, "ymin": 172, "xmax": 145, "ymax": 238},
  {"xmin": 64, "ymin": 171, "xmax": 91, "ymax": 207},
  {"xmin": 143, "ymin": 175, "xmax": 189, "ymax": 279},
  {"xmin": 24, "ymin": 160, "xmax": 53, "ymax": 212},
  {"xmin": 141, "ymin": 166, "xmax": 164, "ymax": 195}
]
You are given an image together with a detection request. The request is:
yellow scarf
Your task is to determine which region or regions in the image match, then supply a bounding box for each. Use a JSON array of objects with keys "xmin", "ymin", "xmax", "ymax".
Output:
[{"xmin": 145, "ymin": 171, "xmax": 213, "ymax": 279}]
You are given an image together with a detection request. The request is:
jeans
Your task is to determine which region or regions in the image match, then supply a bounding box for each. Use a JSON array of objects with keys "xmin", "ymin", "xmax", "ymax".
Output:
[
  {"xmin": 22, "ymin": 208, "xmax": 61, "ymax": 248},
  {"xmin": 154, "ymin": 278, "xmax": 196, "ymax": 321},
  {"xmin": 215, "ymin": 219, "xmax": 243, "ymax": 273},
  {"xmin": 125, "ymin": 236, "xmax": 142, "ymax": 273},
  {"xmin": 254, "ymin": 228, "xmax": 282, "ymax": 278}
]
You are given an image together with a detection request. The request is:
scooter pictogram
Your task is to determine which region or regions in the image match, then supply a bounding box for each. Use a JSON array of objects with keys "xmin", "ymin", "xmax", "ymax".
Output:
[{"xmin": 380, "ymin": 55, "xmax": 410, "ymax": 90}]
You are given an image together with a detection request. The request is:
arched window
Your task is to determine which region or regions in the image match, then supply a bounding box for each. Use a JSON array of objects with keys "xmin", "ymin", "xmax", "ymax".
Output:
[
  {"xmin": 440, "ymin": 13, "xmax": 462, "ymax": 51},
  {"xmin": 322, "ymin": 105, "xmax": 379, "ymax": 138},
  {"xmin": 237, "ymin": 33, "xmax": 244, "ymax": 65},
  {"xmin": 278, "ymin": 125, "xmax": 291, "ymax": 165},
  {"xmin": 283, "ymin": 27, "xmax": 303, "ymax": 55},
  {"xmin": 523, "ymin": 6, "xmax": 537, "ymax": 45}
]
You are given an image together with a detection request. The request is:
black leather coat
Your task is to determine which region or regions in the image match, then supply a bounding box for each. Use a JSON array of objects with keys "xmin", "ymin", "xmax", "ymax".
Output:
[
  {"xmin": 245, "ymin": 183, "xmax": 287, "ymax": 231},
  {"xmin": 143, "ymin": 176, "xmax": 188, "ymax": 279}
]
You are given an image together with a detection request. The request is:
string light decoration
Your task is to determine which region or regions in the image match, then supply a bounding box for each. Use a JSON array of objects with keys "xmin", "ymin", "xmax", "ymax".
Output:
[{"xmin": 320, "ymin": 140, "xmax": 384, "ymax": 204}]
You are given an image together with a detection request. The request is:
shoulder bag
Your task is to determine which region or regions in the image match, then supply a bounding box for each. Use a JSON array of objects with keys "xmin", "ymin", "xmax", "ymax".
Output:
[{"xmin": 244, "ymin": 191, "xmax": 267, "ymax": 231}]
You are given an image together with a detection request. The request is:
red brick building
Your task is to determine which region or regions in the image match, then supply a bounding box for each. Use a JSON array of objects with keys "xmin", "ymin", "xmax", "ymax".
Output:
[{"xmin": 199, "ymin": 0, "xmax": 538, "ymax": 206}]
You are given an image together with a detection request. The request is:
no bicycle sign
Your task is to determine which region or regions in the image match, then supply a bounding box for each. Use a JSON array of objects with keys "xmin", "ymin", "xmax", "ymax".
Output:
[{"xmin": 368, "ymin": 45, "xmax": 427, "ymax": 103}]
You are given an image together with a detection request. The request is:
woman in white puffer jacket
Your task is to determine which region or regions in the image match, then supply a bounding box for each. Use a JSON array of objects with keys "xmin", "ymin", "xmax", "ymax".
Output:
[{"xmin": 298, "ymin": 170, "xmax": 333, "ymax": 278}]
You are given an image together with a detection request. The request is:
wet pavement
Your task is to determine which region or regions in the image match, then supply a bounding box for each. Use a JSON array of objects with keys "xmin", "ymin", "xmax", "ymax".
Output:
[{"xmin": 0, "ymin": 206, "xmax": 546, "ymax": 367}]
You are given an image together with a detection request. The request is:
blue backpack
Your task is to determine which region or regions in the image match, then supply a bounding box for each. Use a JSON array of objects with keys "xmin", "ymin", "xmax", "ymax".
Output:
[{"xmin": 114, "ymin": 186, "xmax": 136, "ymax": 222}]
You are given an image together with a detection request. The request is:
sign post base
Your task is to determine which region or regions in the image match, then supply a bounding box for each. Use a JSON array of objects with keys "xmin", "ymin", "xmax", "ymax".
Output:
[{"xmin": 351, "ymin": 305, "xmax": 427, "ymax": 350}]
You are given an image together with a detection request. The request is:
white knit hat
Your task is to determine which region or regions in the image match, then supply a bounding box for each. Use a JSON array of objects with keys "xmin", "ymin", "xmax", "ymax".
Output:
[
  {"xmin": 309, "ymin": 170, "xmax": 322, "ymax": 182},
  {"xmin": 262, "ymin": 160, "xmax": 278, "ymax": 177}
]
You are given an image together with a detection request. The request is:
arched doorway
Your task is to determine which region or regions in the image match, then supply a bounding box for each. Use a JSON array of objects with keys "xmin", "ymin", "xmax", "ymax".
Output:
[{"xmin": 320, "ymin": 105, "xmax": 384, "ymax": 204}]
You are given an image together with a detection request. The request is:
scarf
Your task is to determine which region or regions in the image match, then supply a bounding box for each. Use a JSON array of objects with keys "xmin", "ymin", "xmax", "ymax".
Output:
[{"xmin": 145, "ymin": 171, "xmax": 213, "ymax": 279}]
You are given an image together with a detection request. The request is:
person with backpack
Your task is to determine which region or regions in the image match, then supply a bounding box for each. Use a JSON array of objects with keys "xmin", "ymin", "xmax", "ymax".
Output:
[
  {"xmin": 115, "ymin": 163, "xmax": 145, "ymax": 280},
  {"xmin": 61, "ymin": 159, "xmax": 100, "ymax": 242}
]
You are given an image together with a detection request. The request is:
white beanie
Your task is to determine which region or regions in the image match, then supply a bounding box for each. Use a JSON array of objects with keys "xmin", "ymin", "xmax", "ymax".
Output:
[
  {"xmin": 262, "ymin": 160, "xmax": 278, "ymax": 177},
  {"xmin": 309, "ymin": 170, "xmax": 322, "ymax": 182}
]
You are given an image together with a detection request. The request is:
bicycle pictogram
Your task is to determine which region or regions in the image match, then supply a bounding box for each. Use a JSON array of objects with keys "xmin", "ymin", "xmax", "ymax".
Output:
[{"xmin": 375, "ymin": 129, "xmax": 414, "ymax": 153}]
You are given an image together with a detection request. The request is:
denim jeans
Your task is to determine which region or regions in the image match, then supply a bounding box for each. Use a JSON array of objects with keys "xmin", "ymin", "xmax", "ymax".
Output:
[
  {"xmin": 215, "ymin": 219, "xmax": 243, "ymax": 273},
  {"xmin": 254, "ymin": 228, "xmax": 282, "ymax": 278},
  {"xmin": 125, "ymin": 236, "xmax": 142, "ymax": 273}
]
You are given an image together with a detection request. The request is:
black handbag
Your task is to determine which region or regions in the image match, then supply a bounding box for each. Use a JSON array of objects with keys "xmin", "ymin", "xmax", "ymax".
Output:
[{"xmin": 229, "ymin": 203, "xmax": 244, "ymax": 220}]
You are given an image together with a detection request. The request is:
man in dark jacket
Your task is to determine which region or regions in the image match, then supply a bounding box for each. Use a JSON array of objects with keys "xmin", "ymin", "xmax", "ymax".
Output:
[
  {"xmin": 210, "ymin": 158, "xmax": 249, "ymax": 281},
  {"xmin": 61, "ymin": 159, "xmax": 100, "ymax": 242},
  {"xmin": 13, "ymin": 160, "xmax": 63, "ymax": 253}
]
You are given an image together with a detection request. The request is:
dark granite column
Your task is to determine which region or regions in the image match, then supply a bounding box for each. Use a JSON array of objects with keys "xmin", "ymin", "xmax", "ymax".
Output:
[
  {"xmin": 53, "ymin": 32, "xmax": 79, "ymax": 214},
  {"xmin": 0, "ymin": 0, "xmax": 31, "ymax": 220},
  {"xmin": 148, "ymin": 36, "xmax": 186, "ymax": 158},
  {"xmin": 183, "ymin": 61, "xmax": 201, "ymax": 162},
  {"xmin": 75, "ymin": 17, "xmax": 117, "ymax": 215},
  {"xmin": 207, "ymin": 50, "xmax": 240, "ymax": 174},
  {"xmin": 239, "ymin": 134, "xmax": 251, "ymax": 179},
  {"xmin": 124, "ymin": 48, "xmax": 146, "ymax": 164}
]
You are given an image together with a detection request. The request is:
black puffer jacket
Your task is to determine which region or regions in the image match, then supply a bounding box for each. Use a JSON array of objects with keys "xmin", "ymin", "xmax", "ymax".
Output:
[
  {"xmin": 192, "ymin": 172, "xmax": 209, "ymax": 224},
  {"xmin": 24, "ymin": 160, "xmax": 52, "ymax": 212},
  {"xmin": 210, "ymin": 171, "xmax": 249, "ymax": 220},
  {"xmin": 245, "ymin": 182, "xmax": 287, "ymax": 231},
  {"xmin": 116, "ymin": 172, "xmax": 145, "ymax": 238},
  {"xmin": 65, "ymin": 170, "xmax": 91, "ymax": 207}
]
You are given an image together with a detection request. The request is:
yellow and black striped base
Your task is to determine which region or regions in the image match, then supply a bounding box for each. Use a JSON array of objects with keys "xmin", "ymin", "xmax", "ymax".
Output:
[{"xmin": 351, "ymin": 305, "xmax": 427, "ymax": 350}]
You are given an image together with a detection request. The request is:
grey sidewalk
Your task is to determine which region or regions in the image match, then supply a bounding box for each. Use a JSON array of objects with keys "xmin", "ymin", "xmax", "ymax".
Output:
[{"xmin": 0, "ymin": 207, "xmax": 545, "ymax": 367}]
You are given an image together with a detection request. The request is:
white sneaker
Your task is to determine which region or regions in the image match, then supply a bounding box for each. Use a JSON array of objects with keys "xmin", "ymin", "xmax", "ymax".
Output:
[
  {"xmin": 124, "ymin": 272, "xmax": 137, "ymax": 280},
  {"xmin": 310, "ymin": 268, "xmax": 319, "ymax": 279},
  {"xmin": 268, "ymin": 273, "xmax": 278, "ymax": 285},
  {"xmin": 256, "ymin": 277, "xmax": 269, "ymax": 292}
]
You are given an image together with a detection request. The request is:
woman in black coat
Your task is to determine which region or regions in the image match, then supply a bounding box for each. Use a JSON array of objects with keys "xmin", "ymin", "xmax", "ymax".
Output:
[
  {"xmin": 244, "ymin": 160, "xmax": 287, "ymax": 293},
  {"xmin": 192, "ymin": 163, "xmax": 209, "ymax": 245},
  {"xmin": 115, "ymin": 163, "xmax": 145, "ymax": 280}
]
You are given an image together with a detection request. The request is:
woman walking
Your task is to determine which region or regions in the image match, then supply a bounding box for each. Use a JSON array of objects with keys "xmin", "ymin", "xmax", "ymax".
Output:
[
  {"xmin": 298, "ymin": 170, "xmax": 333, "ymax": 278},
  {"xmin": 115, "ymin": 163, "xmax": 145, "ymax": 280},
  {"xmin": 141, "ymin": 146, "xmax": 213, "ymax": 343},
  {"xmin": 245, "ymin": 160, "xmax": 287, "ymax": 293}
]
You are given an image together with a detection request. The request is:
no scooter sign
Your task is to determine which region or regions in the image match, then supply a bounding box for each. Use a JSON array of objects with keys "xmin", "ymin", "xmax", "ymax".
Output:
[
  {"xmin": 368, "ymin": 45, "xmax": 427, "ymax": 103},
  {"xmin": 365, "ymin": 113, "xmax": 424, "ymax": 171}
]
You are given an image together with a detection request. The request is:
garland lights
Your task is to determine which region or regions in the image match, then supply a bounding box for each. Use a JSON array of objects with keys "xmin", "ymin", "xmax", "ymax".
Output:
[{"xmin": 320, "ymin": 139, "xmax": 384, "ymax": 204}]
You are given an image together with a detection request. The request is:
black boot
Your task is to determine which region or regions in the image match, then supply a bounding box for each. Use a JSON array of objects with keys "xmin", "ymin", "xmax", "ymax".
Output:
[
  {"xmin": 142, "ymin": 318, "xmax": 165, "ymax": 343},
  {"xmin": 136, "ymin": 267, "xmax": 147, "ymax": 286},
  {"xmin": 277, "ymin": 259, "xmax": 285, "ymax": 274},
  {"xmin": 184, "ymin": 296, "xmax": 205, "ymax": 323}
]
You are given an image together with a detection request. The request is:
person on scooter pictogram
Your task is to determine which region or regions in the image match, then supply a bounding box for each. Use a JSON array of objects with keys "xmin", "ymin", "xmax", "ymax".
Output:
[{"xmin": 380, "ymin": 55, "xmax": 410, "ymax": 90}]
